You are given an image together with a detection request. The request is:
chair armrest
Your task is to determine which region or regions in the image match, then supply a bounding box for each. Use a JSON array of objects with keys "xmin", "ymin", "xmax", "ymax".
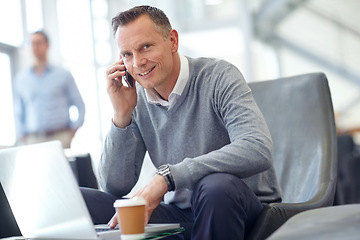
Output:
[{"xmin": 246, "ymin": 183, "xmax": 336, "ymax": 240}]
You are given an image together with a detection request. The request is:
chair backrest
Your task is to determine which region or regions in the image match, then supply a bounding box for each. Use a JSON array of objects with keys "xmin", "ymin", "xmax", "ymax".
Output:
[{"xmin": 249, "ymin": 73, "xmax": 337, "ymax": 204}]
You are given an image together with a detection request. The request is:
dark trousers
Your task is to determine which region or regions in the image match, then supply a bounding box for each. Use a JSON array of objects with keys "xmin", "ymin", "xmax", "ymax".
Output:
[{"xmin": 81, "ymin": 173, "xmax": 263, "ymax": 240}]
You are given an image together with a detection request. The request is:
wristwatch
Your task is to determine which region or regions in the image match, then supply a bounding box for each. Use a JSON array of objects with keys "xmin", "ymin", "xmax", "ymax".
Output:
[{"xmin": 156, "ymin": 164, "xmax": 175, "ymax": 191}]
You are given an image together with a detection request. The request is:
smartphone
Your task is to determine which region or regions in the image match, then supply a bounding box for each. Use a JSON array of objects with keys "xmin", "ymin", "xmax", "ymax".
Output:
[{"xmin": 123, "ymin": 70, "xmax": 134, "ymax": 88}]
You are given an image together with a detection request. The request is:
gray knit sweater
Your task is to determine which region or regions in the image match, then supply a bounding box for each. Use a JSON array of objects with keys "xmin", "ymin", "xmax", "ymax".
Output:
[{"xmin": 99, "ymin": 57, "xmax": 282, "ymax": 208}]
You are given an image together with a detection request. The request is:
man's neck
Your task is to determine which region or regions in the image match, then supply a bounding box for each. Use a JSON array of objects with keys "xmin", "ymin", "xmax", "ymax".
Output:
[{"xmin": 33, "ymin": 58, "xmax": 47, "ymax": 75}]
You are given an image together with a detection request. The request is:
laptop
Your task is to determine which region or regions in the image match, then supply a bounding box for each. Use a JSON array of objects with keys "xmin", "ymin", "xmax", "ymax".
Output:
[{"xmin": 0, "ymin": 141, "xmax": 181, "ymax": 239}]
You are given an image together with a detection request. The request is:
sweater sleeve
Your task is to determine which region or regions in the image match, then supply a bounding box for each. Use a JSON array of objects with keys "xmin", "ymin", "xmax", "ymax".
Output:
[
  {"xmin": 170, "ymin": 62, "xmax": 273, "ymax": 190},
  {"xmin": 98, "ymin": 120, "xmax": 146, "ymax": 197}
]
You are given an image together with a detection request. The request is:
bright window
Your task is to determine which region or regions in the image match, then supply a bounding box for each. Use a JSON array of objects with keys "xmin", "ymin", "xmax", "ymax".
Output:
[
  {"xmin": 0, "ymin": 0, "xmax": 23, "ymax": 46},
  {"xmin": 0, "ymin": 52, "xmax": 16, "ymax": 146},
  {"xmin": 56, "ymin": 0, "xmax": 103, "ymax": 160},
  {"xmin": 25, "ymin": 0, "xmax": 43, "ymax": 33}
]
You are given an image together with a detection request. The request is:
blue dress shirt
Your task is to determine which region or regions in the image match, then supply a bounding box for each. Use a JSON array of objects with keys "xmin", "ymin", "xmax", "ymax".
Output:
[{"xmin": 14, "ymin": 64, "xmax": 85, "ymax": 139}]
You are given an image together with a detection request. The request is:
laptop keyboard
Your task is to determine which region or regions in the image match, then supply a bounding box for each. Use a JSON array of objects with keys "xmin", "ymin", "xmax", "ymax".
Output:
[{"xmin": 95, "ymin": 226, "xmax": 119, "ymax": 232}]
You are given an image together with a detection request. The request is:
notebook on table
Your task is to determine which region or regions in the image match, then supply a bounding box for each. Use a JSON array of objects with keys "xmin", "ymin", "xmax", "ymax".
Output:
[{"xmin": 0, "ymin": 141, "xmax": 181, "ymax": 240}]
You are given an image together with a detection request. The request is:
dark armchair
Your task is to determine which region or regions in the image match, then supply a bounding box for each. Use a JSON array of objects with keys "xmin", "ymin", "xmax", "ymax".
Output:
[{"xmin": 246, "ymin": 73, "xmax": 338, "ymax": 239}]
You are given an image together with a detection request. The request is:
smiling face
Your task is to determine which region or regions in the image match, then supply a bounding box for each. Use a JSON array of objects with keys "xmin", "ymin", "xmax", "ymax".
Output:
[{"xmin": 115, "ymin": 14, "xmax": 180, "ymax": 98}]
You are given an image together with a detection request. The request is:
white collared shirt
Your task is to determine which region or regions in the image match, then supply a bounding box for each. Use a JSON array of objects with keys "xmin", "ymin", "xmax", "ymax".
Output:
[{"xmin": 145, "ymin": 54, "xmax": 189, "ymax": 110}]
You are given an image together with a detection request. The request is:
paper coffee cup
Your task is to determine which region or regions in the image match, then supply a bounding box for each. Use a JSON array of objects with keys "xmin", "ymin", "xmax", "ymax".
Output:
[{"xmin": 113, "ymin": 197, "xmax": 147, "ymax": 239}]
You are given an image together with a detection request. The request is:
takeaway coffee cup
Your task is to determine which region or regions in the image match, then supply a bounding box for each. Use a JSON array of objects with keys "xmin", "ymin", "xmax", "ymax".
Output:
[{"xmin": 113, "ymin": 197, "xmax": 147, "ymax": 239}]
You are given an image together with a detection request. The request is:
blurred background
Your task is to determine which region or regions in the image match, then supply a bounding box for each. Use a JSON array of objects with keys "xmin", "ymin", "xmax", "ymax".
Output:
[{"xmin": 1, "ymin": 0, "xmax": 359, "ymax": 169}]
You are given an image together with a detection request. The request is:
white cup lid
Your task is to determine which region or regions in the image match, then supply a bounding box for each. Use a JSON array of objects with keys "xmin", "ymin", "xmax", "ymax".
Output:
[{"xmin": 113, "ymin": 197, "xmax": 147, "ymax": 208}]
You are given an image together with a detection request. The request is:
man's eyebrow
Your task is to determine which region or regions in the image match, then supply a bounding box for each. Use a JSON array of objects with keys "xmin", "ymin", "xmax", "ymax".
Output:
[
  {"xmin": 140, "ymin": 40, "xmax": 153, "ymax": 46},
  {"xmin": 120, "ymin": 41, "xmax": 155, "ymax": 56}
]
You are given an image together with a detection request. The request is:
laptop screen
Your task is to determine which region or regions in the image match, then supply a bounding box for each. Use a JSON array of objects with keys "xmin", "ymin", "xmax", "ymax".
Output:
[{"xmin": 0, "ymin": 141, "xmax": 98, "ymax": 239}]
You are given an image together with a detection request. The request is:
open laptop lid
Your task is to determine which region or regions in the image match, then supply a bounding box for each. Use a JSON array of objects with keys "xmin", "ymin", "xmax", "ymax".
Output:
[{"xmin": 0, "ymin": 141, "xmax": 98, "ymax": 239}]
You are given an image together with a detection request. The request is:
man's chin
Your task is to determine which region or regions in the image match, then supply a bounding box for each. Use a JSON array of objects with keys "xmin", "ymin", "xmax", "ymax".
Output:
[{"xmin": 137, "ymin": 81, "xmax": 154, "ymax": 89}]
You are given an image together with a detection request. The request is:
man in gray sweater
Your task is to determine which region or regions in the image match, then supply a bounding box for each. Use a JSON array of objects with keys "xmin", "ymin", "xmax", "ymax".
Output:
[{"xmin": 82, "ymin": 5, "xmax": 281, "ymax": 240}]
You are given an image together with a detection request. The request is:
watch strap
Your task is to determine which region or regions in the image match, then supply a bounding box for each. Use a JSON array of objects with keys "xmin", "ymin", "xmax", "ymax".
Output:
[{"xmin": 157, "ymin": 165, "xmax": 175, "ymax": 191}]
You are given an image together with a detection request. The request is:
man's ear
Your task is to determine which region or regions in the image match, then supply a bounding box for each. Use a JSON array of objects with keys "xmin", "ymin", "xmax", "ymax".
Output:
[{"xmin": 168, "ymin": 29, "xmax": 179, "ymax": 53}]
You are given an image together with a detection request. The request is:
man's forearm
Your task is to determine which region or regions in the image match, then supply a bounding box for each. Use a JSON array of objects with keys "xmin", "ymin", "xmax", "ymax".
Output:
[{"xmin": 98, "ymin": 122, "xmax": 146, "ymax": 196}]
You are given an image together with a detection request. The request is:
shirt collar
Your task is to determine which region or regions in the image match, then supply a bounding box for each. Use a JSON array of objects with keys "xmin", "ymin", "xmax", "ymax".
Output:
[
  {"xmin": 30, "ymin": 63, "xmax": 52, "ymax": 74},
  {"xmin": 171, "ymin": 54, "xmax": 189, "ymax": 96},
  {"xmin": 145, "ymin": 54, "xmax": 189, "ymax": 107}
]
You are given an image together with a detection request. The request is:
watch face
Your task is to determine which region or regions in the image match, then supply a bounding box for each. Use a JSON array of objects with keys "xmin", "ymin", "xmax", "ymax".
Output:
[{"xmin": 158, "ymin": 165, "xmax": 168, "ymax": 172}]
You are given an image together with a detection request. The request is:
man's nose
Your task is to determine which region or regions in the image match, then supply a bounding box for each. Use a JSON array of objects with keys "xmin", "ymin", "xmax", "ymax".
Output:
[{"xmin": 132, "ymin": 52, "xmax": 146, "ymax": 68}]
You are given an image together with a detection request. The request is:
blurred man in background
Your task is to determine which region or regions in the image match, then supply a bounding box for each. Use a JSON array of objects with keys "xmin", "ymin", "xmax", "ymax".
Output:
[{"xmin": 14, "ymin": 31, "xmax": 85, "ymax": 148}]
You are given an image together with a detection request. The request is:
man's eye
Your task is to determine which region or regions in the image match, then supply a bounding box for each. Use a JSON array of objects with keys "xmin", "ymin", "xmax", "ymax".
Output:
[
  {"xmin": 143, "ymin": 45, "xmax": 150, "ymax": 49},
  {"xmin": 123, "ymin": 53, "xmax": 131, "ymax": 58}
]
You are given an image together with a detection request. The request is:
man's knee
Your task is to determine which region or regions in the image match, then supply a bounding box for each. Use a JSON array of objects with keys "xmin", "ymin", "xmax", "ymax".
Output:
[
  {"xmin": 190, "ymin": 173, "xmax": 263, "ymax": 224},
  {"xmin": 80, "ymin": 187, "xmax": 119, "ymax": 224},
  {"xmin": 191, "ymin": 173, "xmax": 249, "ymax": 205}
]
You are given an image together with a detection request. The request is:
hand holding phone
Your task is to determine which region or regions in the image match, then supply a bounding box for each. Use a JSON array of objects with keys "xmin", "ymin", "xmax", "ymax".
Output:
[{"xmin": 106, "ymin": 59, "xmax": 136, "ymax": 128}]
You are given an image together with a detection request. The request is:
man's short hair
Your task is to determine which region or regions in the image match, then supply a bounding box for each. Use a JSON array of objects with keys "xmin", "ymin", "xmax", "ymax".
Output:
[
  {"xmin": 32, "ymin": 30, "xmax": 49, "ymax": 44},
  {"xmin": 112, "ymin": 5, "xmax": 172, "ymax": 39}
]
